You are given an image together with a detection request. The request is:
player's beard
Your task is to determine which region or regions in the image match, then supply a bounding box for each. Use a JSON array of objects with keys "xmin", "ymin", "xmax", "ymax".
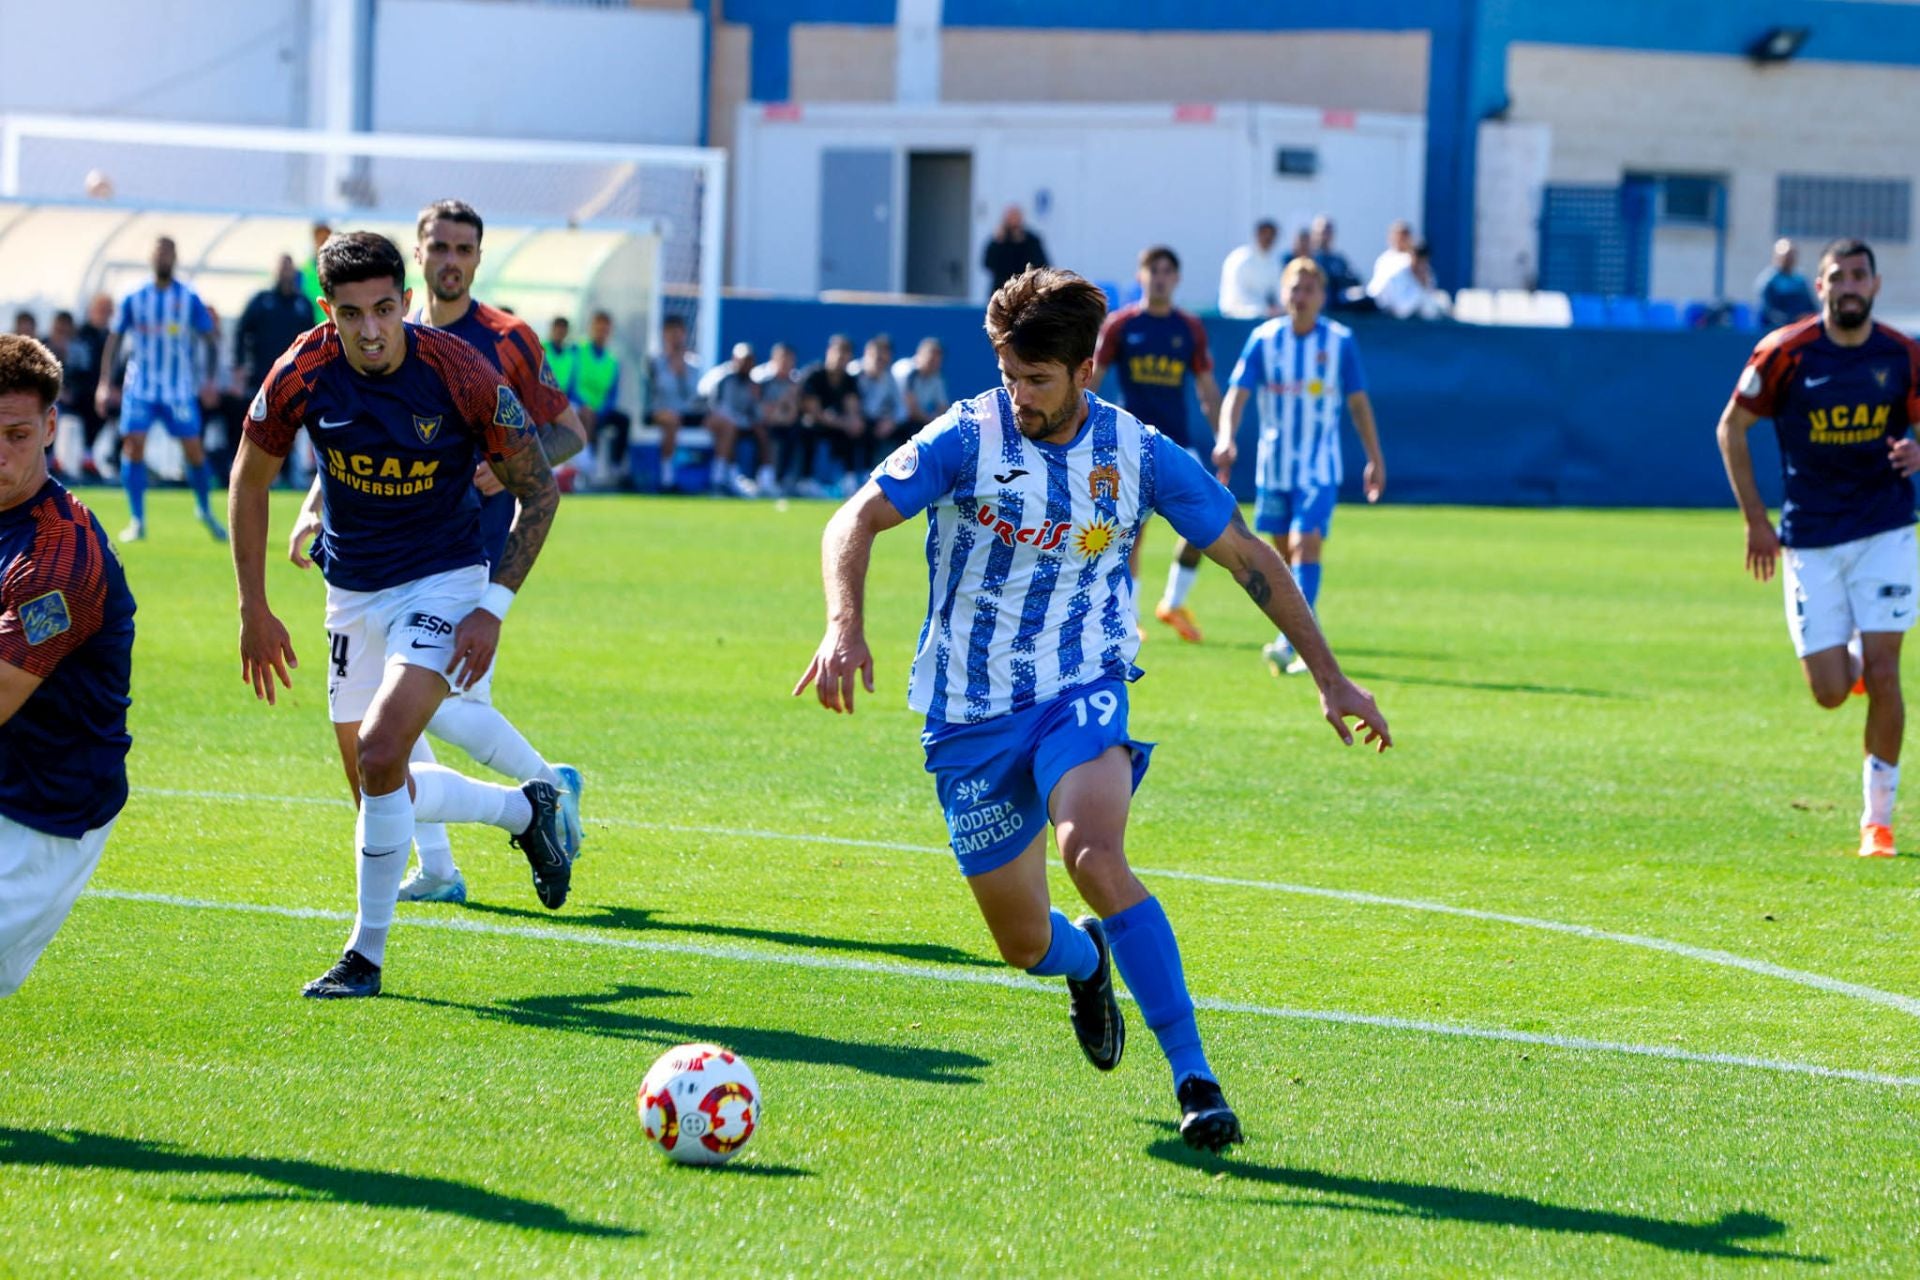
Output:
[
  {"xmin": 431, "ymin": 270, "xmax": 467, "ymax": 303},
  {"xmin": 1015, "ymin": 395, "xmax": 1078, "ymax": 442},
  {"xmin": 1830, "ymin": 294, "xmax": 1873, "ymax": 332}
]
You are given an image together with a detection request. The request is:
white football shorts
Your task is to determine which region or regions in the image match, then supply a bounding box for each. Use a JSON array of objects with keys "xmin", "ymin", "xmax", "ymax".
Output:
[
  {"xmin": 323, "ymin": 564, "xmax": 488, "ymax": 723},
  {"xmin": 0, "ymin": 813, "xmax": 114, "ymax": 996},
  {"xmin": 1782, "ymin": 524, "xmax": 1920, "ymax": 658}
]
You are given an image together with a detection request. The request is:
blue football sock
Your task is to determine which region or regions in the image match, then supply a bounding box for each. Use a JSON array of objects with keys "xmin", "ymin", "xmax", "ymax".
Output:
[
  {"xmin": 1103, "ymin": 895, "xmax": 1213, "ymax": 1088},
  {"xmin": 186, "ymin": 460, "xmax": 212, "ymax": 515},
  {"xmin": 1023, "ymin": 908, "xmax": 1099, "ymax": 982},
  {"xmin": 124, "ymin": 460, "xmax": 148, "ymax": 523},
  {"xmin": 1294, "ymin": 561, "xmax": 1322, "ymax": 612}
]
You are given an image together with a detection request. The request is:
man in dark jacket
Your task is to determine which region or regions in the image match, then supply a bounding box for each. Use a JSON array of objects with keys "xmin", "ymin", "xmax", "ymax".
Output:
[{"xmin": 982, "ymin": 205, "xmax": 1050, "ymax": 295}]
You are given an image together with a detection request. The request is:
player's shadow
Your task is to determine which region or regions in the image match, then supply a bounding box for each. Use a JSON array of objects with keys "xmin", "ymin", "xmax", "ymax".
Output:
[
  {"xmin": 0, "ymin": 1125, "xmax": 638, "ymax": 1238},
  {"xmin": 1341, "ymin": 666, "xmax": 1640, "ymax": 701},
  {"xmin": 1144, "ymin": 1134, "xmax": 1823, "ymax": 1263},
  {"xmin": 395, "ymin": 983, "xmax": 990, "ymax": 1085},
  {"xmin": 454, "ymin": 900, "xmax": 999, "ymax": 969}
]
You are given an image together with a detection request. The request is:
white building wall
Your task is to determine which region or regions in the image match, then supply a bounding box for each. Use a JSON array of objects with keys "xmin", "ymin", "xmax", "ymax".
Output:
[{"xmin": 1508, "ymin": 43, "xmax": 1920, "ymax": 308}]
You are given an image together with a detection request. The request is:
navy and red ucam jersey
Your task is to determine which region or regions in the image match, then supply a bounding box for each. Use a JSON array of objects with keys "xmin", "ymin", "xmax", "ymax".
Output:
[
  {"xmin": 413, "ymin": 300, "xmax": 569, "ymax": 567},
  {"xmin": 0, "ymin": 481, "xmax": 134, "ymax": 837},
  {"xmin": 245, "ymin": 323, "xmax": 531, "ymax": 593},
  {"xmin": 1733, "ymin": 317, "xmax": 1920, "ymax": 548},
  {"xmin": 1094, "ymin": 303, "xmax": 1213, "ymax": 449}
]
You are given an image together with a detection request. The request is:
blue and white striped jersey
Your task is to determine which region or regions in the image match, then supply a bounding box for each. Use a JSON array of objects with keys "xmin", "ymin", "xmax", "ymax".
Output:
[
  {"xmin": 1229, "ymin": 316, "xmax": 1366, "ymax": 493},
  {"xmin": 874, "ymin": 388, "xmax": 1237, "ymax": 725},
  {"xmin": 113, "ymin": 281, "xmax": 214, "ymax": 406}
]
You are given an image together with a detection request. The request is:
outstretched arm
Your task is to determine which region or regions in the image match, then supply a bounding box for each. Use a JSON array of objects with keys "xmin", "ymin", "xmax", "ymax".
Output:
[
  {"xmin": 793, "ymin": 480, "xmax": 908, "ymax": 714},
  {"xmin": 1202, "ymin": 509, "xmax": 1392, "ymax": 750},
  {"xmin": 1715, "ymin": 401, "xmax": 1779, "ymax": 582},
  {"xmin": 229, "ymin": 435, "xmax": 297, "ymax": 704}
]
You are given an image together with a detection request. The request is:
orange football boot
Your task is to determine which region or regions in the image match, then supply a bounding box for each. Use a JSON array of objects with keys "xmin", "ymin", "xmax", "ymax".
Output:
[
  {"xmin": 1859, "ymin": 824, "xmax": 1897, "ymax": 858},
  {"xmin": 1154, "ymin": 602, "xmax": 1203, "ymax": 643}
]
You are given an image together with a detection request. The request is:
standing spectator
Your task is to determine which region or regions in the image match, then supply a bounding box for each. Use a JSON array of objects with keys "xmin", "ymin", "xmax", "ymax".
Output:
[
  {"xmin": 1756, "ymin": 238, "xmax": 1818, "ymax": 329},
  {"xmin": 854, "ymin": 334, "xmax": 904, "ymax": 486},
  {"xmin": 298, "ymin": 221, "xmax": 330, "ymax": 323},
  {"xmin": 575, "ymin": 310, "xmax": 628, "ymax": 487},
  {"xmin": 61, "ymin": 294, "xmax": 113, "ymax": 482},
  {"xmin": 891, "ymin": 336, "xmax": 950, "ymax": 431},
  {"xmin": 44, "ymin": 311, "xmax": 72, "ymax": 362},
  {"xmin": 697, "ymin": 342, "xmax": 769, "ymax": 496},
  {"xmin": 646, "ymin": 314, "xmax": 706, "ymax": 492},
  {"xmin": 543, "ymin": 316, "xmax": 579, "ymax": 406},
  {"xmin": 1217, "ymin": 219, "xmax": 1282, "ymax": 319},
  {"xmin": 1093, "ymin": 245, "xmax": 1223, "ymax": 642},
  {"xmin": 95, "ymin": 235, "xmax": 223, "ymax": 543},
  {"xmin": 797, "ymin": 334, "xmax": 862, "ymax": 497},
  {"xmin": 1310, "ymin": 215, "xmax": 1366, "ymax": 309},
  {"xmin": 1371, "ymin": 242, "xmax": 1452, "ymax": 320},
  {"xmin": 10, "ymin": 312, "xmax": 35, "ymax": 338},
  {"xmin": 232, "ymin": 254, "xmax": 316, "ymax": 486},
  {"xmin": 1368, "ymin": 220, "xmax": 1415, "ymax": 298},
  {"xmin": 982, "ymin": 204, "xmax": 1049, "ymax": 295},
  {"xmin": 1290, "ymin": 226, "xmax": 1313, "ymax": 262},
  {"xmin": 753, "ymin": 342, "xmax": 803, "ymax": 493}
]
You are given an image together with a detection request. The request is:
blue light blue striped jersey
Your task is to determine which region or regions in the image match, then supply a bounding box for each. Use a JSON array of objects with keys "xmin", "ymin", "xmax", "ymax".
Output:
[
  {"xmin": 113, "ymin": 281, "xmax": 214, "ymax": 407},
  {"xmin": 1229, "ymin": 316, "xmax": 1366, "ymax": 493},
  {"xmin": 874, "ymin": 388, "xmax": 1237, "ymax": 725}
]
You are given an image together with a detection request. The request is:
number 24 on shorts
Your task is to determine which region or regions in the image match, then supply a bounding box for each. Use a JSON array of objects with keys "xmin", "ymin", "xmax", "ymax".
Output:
[{"xmin": 1071, "ymin": 690, "xmax": 1119, "ymax": 727}]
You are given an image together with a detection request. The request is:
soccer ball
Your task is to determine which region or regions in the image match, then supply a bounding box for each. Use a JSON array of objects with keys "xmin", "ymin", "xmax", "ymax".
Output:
[{"xmin": 637, "ymin": 1043, "xmax": 760, "ymax": 1165}]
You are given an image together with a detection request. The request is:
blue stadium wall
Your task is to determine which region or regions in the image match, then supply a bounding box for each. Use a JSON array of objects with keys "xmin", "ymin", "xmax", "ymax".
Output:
[
  {"xmin": 719, "ymin": 0, "xmax": 1920, "ymax": 293},
  {"xmin": 721, "ymin": 298, "xmax": 1780, "ymax": 510}
]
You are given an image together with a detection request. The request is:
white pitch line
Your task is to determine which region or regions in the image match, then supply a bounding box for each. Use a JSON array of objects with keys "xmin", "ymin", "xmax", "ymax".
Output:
[
  {"xmin": 80, "ymin": 888, "xmax": 1920, "ymax": 1089},
  {"xmin": 131, "ymin": 786, "xmax": 1920, "ymax": 1021}
]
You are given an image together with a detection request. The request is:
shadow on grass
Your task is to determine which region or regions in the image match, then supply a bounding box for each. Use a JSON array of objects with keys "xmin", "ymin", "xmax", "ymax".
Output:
[
  {"xmin": 454, "ymin": 901, "xmax": 998, "ymax": 969},
  {"xmin": 1145, "ymin": 1134, "xmax": 1822, "ymax": 1263},
  {"xmin": 0, "ymin": 1126, "xmax": 638, "ymax": 1238},
  {"xmin": 1341, "ymin": 667, "xmax": 1641, "ymax": 701},
  {"xmin": 395, "ymin": 983, "xmax": 990, "ymax": 1085}
]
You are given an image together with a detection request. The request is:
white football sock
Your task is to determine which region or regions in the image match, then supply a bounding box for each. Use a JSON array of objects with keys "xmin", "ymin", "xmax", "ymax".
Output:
[
  {"xmin": 347, "ymin": 785, "xmax": 414, "ymax": 966},
  {"xmin": 408, "ymin": 736, "xmax": 458, "ymax": 879},
  {"xmin": 429, "ymin": 698, "xmax": 559, "ymax": 787},
  {"xmin": 1864, "ymin": 754, "xmax": 1900, "ymax": 828},
  {"xmin": 1164, "ymin": 562, "xmax": 1198, "ymax": 609},
  {"xmin": 410, "ymin": 761, "xmax": 533, "ymax": 832}
]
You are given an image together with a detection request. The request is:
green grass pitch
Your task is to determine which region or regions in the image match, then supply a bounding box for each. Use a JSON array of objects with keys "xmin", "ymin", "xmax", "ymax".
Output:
[{"xmin": 3, "ymin": 489, "xmax": 1918, "ymax": 1277}]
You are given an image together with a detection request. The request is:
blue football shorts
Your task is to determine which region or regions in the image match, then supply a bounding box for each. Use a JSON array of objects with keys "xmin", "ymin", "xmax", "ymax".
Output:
[
  {"xmin": 921, "ymin": 676, "xmax": 1154, "ymax": 878},
  {"xmin": 120, "ymin": 397, "xmax": 202, "ymax": 440},
  {"xmin": 1254, "ymin": 482, "xmax": 1337, "ymax": 538}
]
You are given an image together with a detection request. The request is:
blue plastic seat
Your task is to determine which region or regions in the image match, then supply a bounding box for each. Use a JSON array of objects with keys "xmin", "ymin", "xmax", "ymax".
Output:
[
  {"xmin": 1568, "ymin": 294, "xmax": 1607, "ymax": 327},
  {"xmin": 1604, "ymin": 297, "xmax": 1649, "ymax": 328},
  {"xmin": 1644, "ymin": 299, "xmax": 1682, "ymax": 329}
]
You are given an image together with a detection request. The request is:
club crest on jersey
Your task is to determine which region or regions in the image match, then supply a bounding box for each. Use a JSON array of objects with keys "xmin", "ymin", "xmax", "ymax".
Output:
[
  {"xmin": 494, "ymin": 385, "xmax": 527, "ymax": 432},
  {"xmin": 413, "ymin": 415, "xmax": 443, "ymax": 444},
  {"xmin": 1089, "ymin": 463, "xmax": 1121, "ymax": 501},
  {"xmin": 19, "ymin": 590, "xmax": 71, "ymax": 646},
  {"xmin": 974, "ymin": 502, "xmax": 1070, "ymax": 552},
  {"xmin": 1875, "ymin": 366, "xmax": 1891, "ymax": 388},
  {"xmin": 883, "ymin": 443, "xmax": 919, "ymax": 480}
]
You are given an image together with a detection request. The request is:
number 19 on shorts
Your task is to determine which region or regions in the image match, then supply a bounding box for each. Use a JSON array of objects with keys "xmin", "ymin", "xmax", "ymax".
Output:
[{"xmin": 1071, "ymin": 690, "xmax": 1119, "ymax": 727}]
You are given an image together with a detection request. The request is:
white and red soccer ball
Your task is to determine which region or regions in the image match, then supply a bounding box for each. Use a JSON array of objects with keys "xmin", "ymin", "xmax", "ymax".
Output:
[{"xmin": 637, "ymin": 1043, "xmax": 760, "ymax": 1165}]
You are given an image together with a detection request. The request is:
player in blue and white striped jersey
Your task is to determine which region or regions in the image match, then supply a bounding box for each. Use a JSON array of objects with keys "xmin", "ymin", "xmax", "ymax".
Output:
[
  {"xmin": 1216, "ymin": 257, "xmax": 1387, "ymax": 676},
  {"xmin": 796, "ymin": 267, "xmax": 1392, "ymax": 1151},
  {"xmin": 94, "ymin": 236, "xmax": 225, "ymax": 544}
]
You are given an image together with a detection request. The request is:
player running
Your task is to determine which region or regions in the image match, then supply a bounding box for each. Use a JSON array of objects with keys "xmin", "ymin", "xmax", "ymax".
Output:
[
  {"xmin": 289, "ymin": 201, "xmax": 587, "ymax": 906},
  {"xmin": 795, "ymin": 267, "xmax": 1392, "ymax": 1150},
  {"xmin": 1091, "ymin": 245, "xmax": 1222, "ymax": 643},
  {"xmin": 95, "ymin": 235, "xmax": 226, "ymax": 544},
  {"xmin": 0, "ymin": 335, "xmax": 135, "ymax": 997},
  {"xmin": 1215, "ymin": 257, "xmax": 1386, "ymax": 675},
  {"xmin": 232, "ymin": 232, "xmax": 571, "ymax": 999},
  {"xmin": 1716, "ymin": 238, "xmax": 1920, "ymax": 858}
]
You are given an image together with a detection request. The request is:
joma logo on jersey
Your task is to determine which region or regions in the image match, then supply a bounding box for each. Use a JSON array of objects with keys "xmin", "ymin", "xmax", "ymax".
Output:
[
  {"xmin": 1808, "ymin": 402, "xmax": 1892, "ymax": 443},
  {"xmin": 974, "ymin": 503, "xmax": 1070, "ymax": 552}
]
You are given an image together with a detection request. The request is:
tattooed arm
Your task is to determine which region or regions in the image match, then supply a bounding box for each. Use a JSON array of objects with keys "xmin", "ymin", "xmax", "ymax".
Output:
[
  {"xmin": 443, "ymin": 438, "xmax": 560, "ymax": 690},
  {"xmin": 1202, "ymin": 508, "xmax": 1392, "ymax": 750},
  {"xmin": 536, "ymin": 404, "xmax": 589, "ymax": 466}
]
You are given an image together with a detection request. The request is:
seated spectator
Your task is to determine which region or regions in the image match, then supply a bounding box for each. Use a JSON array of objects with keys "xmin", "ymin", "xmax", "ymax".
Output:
[
  {"xmin": 752, "ymin": 343, "xmax": 804, "ymax": 493},
  {"xmin": 1218, "ymin": 219, "xmax": 1281, "ymax": 319},
  {"xmin": 696, "ymin": 342, "xmax": 768, "ymax": 496},
  {"xmin": 11, "ymin": 311, "xmax": 36, "ymax": 338},
  {"xmin": 1290, "ymin": 226, "xmax": 1313, "ymax": 262},
  {"xmin": 892, "ymin": 337, "xmax": 950, "ymax": 431},
  {"xmin": 576, "ymin": 310, "xmax": 629, "ymax": 487},
  {"xmin": 1371, "ymin": 241, "xmax": 1452, "ymax": 320},
  {"xmin": 544, "ymin": 315, "xmax": 579, "ymax": 406},
  {"xmin": 1369, "ymin": 220, "xmax": 1414, "ymax": 297},
  {"xmin": 1756, "ymin": 238, "xmax": 1817, "ymax": 330},
  {"xmin": 797, "ymin": 335, "xmax": 862, "ymax": 497},
  {"xmin": 1310, "ymin": 215, "xmax": 1368, "ymax": 310},
  {"xmin": 855, "ymin": 334, "xmax": 904, "ymax": 482},
  {"xmin": 646, "ymin": 314, "xmax": 705, "ymax": 491}
]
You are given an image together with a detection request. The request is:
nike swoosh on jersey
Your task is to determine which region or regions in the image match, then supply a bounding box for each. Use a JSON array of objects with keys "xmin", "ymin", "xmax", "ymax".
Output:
[
  {"xmin": 317, "ymin": 415, "xmax": 355, "ymax": 430},
  {"xmin": 1805, "ymin": 375, "xmax": 1832, "ymax": 387}
]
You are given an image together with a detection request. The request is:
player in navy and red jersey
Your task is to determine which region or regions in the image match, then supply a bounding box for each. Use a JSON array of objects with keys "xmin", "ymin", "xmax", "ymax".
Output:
[
  {"xmin": 1718, "ymin": 237, "xmax": 1920, "ymax": 859},
  {"xmin": 231, "ymin": 231, "xmax": 571, "ymax": 999},
  {"xmin": 289, "ymin": 201, "xmax": 588, "ymax": 907},
  {"xmin": 1091, "ymin": 246, "xmax": 1222, "ymax": 643},
  {"xmin": 0, "ymin": 334, "xmax": 136, "ymax": 997}
]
